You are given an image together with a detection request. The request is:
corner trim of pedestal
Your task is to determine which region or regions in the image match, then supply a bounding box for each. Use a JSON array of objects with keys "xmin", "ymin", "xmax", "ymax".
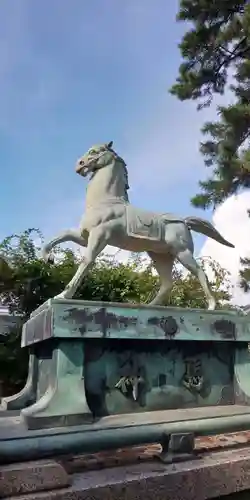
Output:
[{"xmin": 0, "ymin": 353, "xmax": 37, "ymax": 411}]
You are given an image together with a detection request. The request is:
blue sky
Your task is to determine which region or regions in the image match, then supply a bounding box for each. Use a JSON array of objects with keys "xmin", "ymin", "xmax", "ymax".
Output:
[{"xmin": 0, "ymin": 0, "xmax": 222, "ymax": 252}]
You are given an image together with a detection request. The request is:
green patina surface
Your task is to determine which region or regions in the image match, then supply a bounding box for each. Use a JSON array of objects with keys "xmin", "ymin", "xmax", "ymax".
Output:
[
  {"xmin": 23, "ymin": 299, "xmax": 249, "ymax": 344},
  {"xmin": 1, "ymin": 299, "xmax": 250, "ymax": 431},
  {"xmin": 1, "ymin": 298, "xmax": 250, "ymax": 476}
]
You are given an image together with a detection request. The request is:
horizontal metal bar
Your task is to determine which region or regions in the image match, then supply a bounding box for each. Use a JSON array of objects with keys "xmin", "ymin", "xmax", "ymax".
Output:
[{"xmin": 2, "ymin": 411, "xmax": 250, "ymax": 464}]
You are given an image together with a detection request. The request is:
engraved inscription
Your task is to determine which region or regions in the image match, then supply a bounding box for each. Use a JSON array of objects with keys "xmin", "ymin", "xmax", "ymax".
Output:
[{"xmin": 182, "ymin": 358, "xmax": 204, "ymax": 393}]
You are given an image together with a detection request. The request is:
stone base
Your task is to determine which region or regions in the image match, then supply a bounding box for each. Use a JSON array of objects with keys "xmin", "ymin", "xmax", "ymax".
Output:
[
  {"xmin": 0, "ymin": 460, "xmax": 70, "ymax": 498},
  {"xmin": 3, "ymin": 442, "xmax": 250, "ymax": 499},
  {"xmin": 48, "ymin": 448, "xmax": 250, "ymax": 500}
]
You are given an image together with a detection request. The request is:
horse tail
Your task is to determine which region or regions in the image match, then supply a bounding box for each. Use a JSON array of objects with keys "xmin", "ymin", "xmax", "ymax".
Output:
[{"xmin": 184, "ymin": 216, "xmax": 234, "ymax": 248}]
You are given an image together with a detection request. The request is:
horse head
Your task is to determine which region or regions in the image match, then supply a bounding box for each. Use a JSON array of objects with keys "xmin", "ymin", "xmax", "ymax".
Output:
[{"xmin": 75, "ymin": 142, "xmax": 129, "ymax": 189}]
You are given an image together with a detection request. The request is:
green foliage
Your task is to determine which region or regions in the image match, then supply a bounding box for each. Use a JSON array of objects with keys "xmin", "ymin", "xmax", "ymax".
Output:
[
  {"xmin": 0, "ymin": 230, "xmax": 159, "ymax": 317},
  {"xmin": 0, "ymin": 326, "xmax": 28, "ymax": 396},
  {"xmin": 239, "ymin": 255, "xmax": 250, "ymax": 292},
  {"xmin": 171, "ymin": 0, "xmax": 250, "ymax": 208},
  {"xmin": 0, "ymin": 229, "xmax": 232, "ymax": 394}
]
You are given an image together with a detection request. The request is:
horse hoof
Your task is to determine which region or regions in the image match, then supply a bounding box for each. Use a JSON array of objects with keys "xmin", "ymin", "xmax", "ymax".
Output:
[
  {"xmin": 54, "ymin": 292, "xmax": 66, "ymax": 300},
  {"xmin": 208, "ymin": 300, "xmax": 216, "ymax": 311}
]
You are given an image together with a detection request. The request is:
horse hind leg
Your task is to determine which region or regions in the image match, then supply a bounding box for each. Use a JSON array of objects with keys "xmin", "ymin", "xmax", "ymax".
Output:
[
  {"xmin": 176, "ymin": 249, "xmax": 216, "ymax": 310},
  {"xmin": 147, "ymin": 251, "xmax": 174, "ymax": 306},
  {"xmin": 42, "ymin": 229, "xmax": 87, "ymax": 263}
]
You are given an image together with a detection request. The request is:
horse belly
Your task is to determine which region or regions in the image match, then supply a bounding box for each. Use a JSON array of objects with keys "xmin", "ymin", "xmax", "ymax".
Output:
[{"xmin": 117, "ymin": 235, "xmax": 167, "ymax": 253}]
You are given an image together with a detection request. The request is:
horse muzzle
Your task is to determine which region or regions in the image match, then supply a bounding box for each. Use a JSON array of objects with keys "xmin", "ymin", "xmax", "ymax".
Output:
[{"xmin": 75, "ymin": 160, "xmax": 88, "ymax": 176}]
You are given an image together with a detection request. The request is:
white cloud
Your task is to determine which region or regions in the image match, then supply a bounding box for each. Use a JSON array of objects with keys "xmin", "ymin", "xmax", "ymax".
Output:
[{"xmin": 200, "ymin": 191, "xmax": 250, "ymax": 305}]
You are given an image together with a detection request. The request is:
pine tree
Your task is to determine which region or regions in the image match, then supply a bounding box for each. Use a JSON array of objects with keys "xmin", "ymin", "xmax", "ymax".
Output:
[{"xmin": 171, "ymin": 0, "xmax": 250, "ymax": 208}]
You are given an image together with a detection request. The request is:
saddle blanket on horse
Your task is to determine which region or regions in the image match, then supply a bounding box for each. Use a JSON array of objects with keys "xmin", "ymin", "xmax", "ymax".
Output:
[{"xmin": 126, "ymin": 205, "xmax": 183, "ymax": 241}]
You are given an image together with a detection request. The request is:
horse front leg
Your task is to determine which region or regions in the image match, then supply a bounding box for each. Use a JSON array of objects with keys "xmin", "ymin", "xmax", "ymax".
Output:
[
  {"xmin": 54, "ymin": 225, "xmax": 110, "ymax": 299},
  {"xmin": 42, "ymin": 229, "xmax": 87, "ymax": 264}
]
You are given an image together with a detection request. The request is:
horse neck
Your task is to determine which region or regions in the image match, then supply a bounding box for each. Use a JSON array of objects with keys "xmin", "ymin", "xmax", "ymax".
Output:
[{"xmin": 85, "ymin": 160, "xmax": 129, "ymax": 209}]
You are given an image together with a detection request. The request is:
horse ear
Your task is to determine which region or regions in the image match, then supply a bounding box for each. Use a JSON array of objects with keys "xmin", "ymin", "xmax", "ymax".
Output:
[{"xmin": 107, "ymin": 141, "xmax": 113, "ymax": 149}]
